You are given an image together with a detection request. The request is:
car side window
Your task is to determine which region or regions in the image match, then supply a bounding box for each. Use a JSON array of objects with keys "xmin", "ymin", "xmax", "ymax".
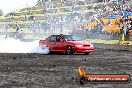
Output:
[
  {"xmin": 56, "ymin": 36, "xmax": 60, "ymax": 42},
  {"xmin": 50, "ymin": 36, "xmax": 57, "ymax": 42}
]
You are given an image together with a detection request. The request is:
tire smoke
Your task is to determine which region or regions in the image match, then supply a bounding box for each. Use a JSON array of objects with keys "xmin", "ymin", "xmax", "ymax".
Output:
[{"xmin": 0, "ymin": 38, "xmax": 49, "ymax": 54}]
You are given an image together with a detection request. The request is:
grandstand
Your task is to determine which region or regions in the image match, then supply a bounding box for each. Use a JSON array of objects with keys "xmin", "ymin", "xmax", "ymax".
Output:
[
  {"xmin": 0, "ymin": 0, "xmax": 132, "ymax": 41},
  {"xmin": 0, "ymin": 0, "xmax": 105, "ymax": 33}
]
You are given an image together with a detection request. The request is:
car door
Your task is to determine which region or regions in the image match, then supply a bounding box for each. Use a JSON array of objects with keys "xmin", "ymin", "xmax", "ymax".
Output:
[
  {"xmin": 54, "ymin": 35, "xmax": 66, "ymax": 52},
  {"xmin": 47, "ymin": 35, "xmax": 57, "ymax": 51}
]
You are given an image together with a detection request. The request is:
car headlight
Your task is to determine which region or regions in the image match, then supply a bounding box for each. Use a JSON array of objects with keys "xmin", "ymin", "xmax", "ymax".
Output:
[
  {"xmin": 90, "ymin": 44, "xmax": 94, "ymax": 47},
  {"xmin": 76, "ymin": 45, "xmax": 83, "ymax": 47}
]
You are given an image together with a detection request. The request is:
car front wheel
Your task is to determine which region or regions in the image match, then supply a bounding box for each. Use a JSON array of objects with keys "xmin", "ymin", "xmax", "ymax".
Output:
[{"xmin": 66, "ymin": 46, "xmax": 73, "ymax": 55}]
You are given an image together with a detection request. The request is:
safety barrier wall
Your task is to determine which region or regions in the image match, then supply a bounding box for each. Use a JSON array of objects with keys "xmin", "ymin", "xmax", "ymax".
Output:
[{"xmin": 94, "ymin": 43, "xmax": 132, "ymax": 51}]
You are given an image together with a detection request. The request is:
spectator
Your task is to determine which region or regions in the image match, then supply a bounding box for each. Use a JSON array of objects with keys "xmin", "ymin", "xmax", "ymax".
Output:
[
  {"xmin": 16, "ymin": 22, "xmax": 20, "ymax": 32},
  {"xmin": 29, "ymin": 16, "xmax": 36, "ymax": 22},
  {"xmin": 24, "ymin": 13, "xmax": 28, "ymax": 21},
  {"xmin": 118, "ymin": 23, "xmax": 125, "ymax": 44}
]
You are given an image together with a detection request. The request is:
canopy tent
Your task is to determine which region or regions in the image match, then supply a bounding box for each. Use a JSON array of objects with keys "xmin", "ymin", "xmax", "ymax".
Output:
[
  {"xmin": 104, "ymin": 25, "xmax": 120, "ymax": 33},
  {"xmin": 104, "ymin": 14, "xmax": 119, "ymax": 19}
]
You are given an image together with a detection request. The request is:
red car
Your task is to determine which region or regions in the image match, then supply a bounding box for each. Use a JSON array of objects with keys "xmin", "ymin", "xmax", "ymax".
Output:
[{"xmin": 39, "ymin": 34, "xmax": 94, "ymax": 54}]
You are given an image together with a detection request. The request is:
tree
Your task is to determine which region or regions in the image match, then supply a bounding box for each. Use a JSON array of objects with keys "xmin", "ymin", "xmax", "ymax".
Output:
[{"xmin": 0, "ymin": 9, "xmax": 3, "ymax": 16}]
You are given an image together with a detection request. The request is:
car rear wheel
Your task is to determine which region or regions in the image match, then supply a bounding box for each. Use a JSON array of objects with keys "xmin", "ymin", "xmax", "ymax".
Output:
[
  {"xmin": 41, "ymin": 45, "xmax": 51, "ymax": 54},
  {"xmin": 84, "ymin": 52, "xmax": 90, "ymax": 55},
  {"xmin": 66, "ymin": 46, "xmax": 73, "ymax": 55},
  {"xmin": 79, "ymin": 76, "xmax": 86, "ymax": 85}
]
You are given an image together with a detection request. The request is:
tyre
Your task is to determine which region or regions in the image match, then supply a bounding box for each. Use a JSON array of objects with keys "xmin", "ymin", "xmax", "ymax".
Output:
[
  {"xmin": 66, "ymin": 46, "xmax": 73, "ymax": 55},
  {"xmin": 79, "ymin": 77, "xmax": 86, "ymax": 85},
  {"xmin": 46, "ymin": 45, "xmax": 51, "ymax": 54},
  {"xmin": 42, "ymin": 45, "xmax": 51, "ymax": 54},
  {"xmin": 84, "ymin": 52, "xmax": 90, "ymax": 55}
]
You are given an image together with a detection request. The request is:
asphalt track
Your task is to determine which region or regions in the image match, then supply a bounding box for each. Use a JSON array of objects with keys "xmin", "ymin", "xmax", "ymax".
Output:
[{"xmin": 0, "ymin": 49, "xmax": 132, "ymax": 88}]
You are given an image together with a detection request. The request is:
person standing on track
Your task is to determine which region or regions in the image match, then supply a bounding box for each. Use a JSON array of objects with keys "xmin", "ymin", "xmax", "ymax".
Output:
[
  {"xmin": 118, "ymin": 26, "xmax": 125, "ymax": 44},
  {"xmin": 118, "ymin": 18, "xmax": 125, "ymax": 44}
]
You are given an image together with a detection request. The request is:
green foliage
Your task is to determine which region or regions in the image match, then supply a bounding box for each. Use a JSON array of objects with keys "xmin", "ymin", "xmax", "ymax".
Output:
[
  {"xmin": 5, "ymin": 11, "xmax": 17, "ymax": 17},
  {"xmin": 0, "ymin": 9, "xmax": 3, "ymax": 16}
]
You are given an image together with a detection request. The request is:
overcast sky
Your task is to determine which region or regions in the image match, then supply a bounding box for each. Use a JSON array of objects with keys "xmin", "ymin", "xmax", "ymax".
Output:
[{"xmin": 0, "ymin": 0, "xmax": 37, "ymax": 14}]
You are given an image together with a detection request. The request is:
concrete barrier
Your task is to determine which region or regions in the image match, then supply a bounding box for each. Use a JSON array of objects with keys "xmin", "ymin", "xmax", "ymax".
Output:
[{"xmin": 94, "ymin": 43, "xmax": 132, "ymax": 51}]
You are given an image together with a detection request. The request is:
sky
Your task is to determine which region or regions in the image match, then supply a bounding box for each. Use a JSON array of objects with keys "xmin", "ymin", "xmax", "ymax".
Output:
[{"xmin": 0, "ymin": 0, "xmax": 37, "ymax": 14}]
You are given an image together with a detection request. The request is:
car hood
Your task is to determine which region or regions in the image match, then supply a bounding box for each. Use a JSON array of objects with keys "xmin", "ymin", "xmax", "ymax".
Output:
[{"xmin": 66, "ymin": 41, "xmax": 91, "ymax": 45}]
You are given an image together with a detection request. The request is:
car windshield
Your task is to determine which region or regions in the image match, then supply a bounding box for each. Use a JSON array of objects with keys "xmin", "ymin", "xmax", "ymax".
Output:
[{"xmin": 64, "ymin": 35, "xmax": 81, "ymax": 41}]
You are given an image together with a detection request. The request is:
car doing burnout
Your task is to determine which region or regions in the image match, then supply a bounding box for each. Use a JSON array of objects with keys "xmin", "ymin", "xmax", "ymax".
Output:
[{"xmin": 39, "ymin": 34, "xmax": 94, "ymax": 54}]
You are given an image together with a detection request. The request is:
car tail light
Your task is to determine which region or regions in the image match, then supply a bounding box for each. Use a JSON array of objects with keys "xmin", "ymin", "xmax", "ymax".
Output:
[
  {"xmin": 39, "ymin": 40, "xmax": 45, "ymax": 46},
  {"xmin": 39, "ymin": 42, "xmax": 42, "ymax": 46}
]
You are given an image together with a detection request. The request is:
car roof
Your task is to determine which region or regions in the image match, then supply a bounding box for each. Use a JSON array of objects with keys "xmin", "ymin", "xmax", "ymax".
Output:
[{"xmin": 51, "ymin": 34, "xmax": 72, "ymax": 36}]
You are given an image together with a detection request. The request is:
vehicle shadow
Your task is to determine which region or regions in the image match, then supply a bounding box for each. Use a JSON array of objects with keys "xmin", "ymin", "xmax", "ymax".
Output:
[{"xmin": 48, "ymin": 52, "xmax": 91, "ymax": 55}]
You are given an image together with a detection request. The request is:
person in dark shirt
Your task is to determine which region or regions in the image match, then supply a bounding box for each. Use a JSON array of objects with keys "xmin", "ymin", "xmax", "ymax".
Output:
[
  {"xmin": 16, "ymin": 22, "xmax": 20, "ymax": 32},
  {"xmin": 59, "ymin": 34, "xmax": 65, "ymax": 42}
]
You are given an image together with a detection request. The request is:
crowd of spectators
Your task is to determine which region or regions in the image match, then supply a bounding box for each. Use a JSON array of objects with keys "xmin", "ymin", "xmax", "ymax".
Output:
[
  {"xmin": 26, "ymin": 0, "xmax": 132, "ymax": 35},
  {"xmin": 3, "ymin": 0, "xmax": 132, "ymax": 37}
]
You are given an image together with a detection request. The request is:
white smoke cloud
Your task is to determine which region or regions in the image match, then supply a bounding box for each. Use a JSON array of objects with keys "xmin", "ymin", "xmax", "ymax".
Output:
[
  {"xmin": 0, "ymin": 38, "xmax": 49, "ymax": 54},
  {"xmin": 0, "ymin": 0, "xmax": 37, "ymax": 14}
]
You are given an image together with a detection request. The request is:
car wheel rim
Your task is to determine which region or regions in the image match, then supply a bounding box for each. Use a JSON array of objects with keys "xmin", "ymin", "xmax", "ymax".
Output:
[
  {"xmin": 67, "ymin": 46, "xmax": 72, "ymax": 54},
  {"xmin": 67, "ymin": 49, "xmax": 70, "ymax": 54}
]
